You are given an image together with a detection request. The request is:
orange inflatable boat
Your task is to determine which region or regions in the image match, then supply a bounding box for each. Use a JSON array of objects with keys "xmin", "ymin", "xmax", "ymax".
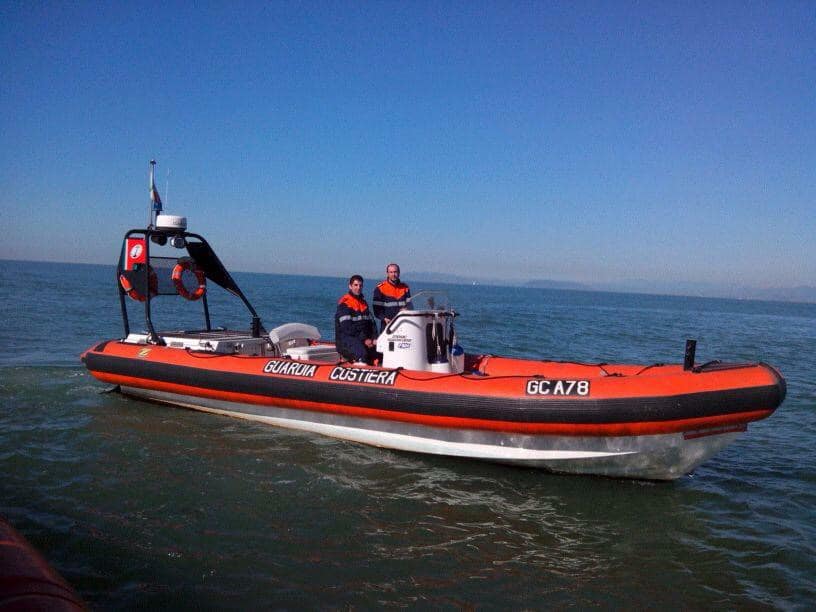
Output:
[
  {"xmin": 0, "ymin": 516, "xmax": 84, "ymax": 610},
  {"xmin": 81, "ymin": 188, "xmax": 786, "ymax": 480}
]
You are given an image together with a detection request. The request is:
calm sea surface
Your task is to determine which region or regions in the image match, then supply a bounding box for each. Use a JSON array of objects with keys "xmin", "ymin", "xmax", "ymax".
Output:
[{"xmin": 1, "ymin": 260, "xmax": 814, "ymax": 609}]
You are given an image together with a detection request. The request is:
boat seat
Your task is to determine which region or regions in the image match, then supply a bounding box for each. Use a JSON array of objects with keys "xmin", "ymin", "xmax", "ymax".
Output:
[
  {"xmin": 269, "ymin": 323, "xmax": 321, "ymax": 354},
  {"xmin": 284, "ymin": 344, "xmax": 341, "ymax": 363}
]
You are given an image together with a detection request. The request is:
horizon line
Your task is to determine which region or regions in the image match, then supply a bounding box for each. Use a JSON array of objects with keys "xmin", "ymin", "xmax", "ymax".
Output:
[{"xmin": 2, "ymin": 257, "xmax": 814, "ymax": 306}]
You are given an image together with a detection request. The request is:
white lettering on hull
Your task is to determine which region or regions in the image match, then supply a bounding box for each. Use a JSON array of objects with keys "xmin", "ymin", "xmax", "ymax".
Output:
[
  {"xmin": 526, "ymin": 379, "xmax": 590, "ymax": 396},
  {"xmin": 263, "ymin": 360, "xmax": 318, "ymax": 377},
  {"xmin": 329, "ymin": 366, "xmax": 398, "ymax": 386}
]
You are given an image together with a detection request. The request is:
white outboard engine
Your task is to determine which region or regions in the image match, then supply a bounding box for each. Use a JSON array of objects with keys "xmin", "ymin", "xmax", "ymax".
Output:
[{"xmin": 376, "ymin": 291, "xmax": 464, "ymax": 373}]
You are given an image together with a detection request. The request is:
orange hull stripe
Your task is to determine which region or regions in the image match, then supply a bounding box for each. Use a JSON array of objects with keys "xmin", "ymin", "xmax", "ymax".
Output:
[
  {"xmin": 91, "ymin": 344, "xmax": 781, "ymax": 400},
  {"xmin": 93, "ymin": 371, "xmax": 773, "ymax": 437}
]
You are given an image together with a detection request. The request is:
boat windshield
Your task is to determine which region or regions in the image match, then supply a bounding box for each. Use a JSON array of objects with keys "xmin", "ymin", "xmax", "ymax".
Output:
[{"xmin": 407, "ymin": 290, "xmax": 451, "ymax": 312}]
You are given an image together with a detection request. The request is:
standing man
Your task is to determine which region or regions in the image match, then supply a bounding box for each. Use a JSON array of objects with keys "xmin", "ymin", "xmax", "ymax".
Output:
[
  {"xmin": 335, "ymin": 275, "xmax": 378, "ymax": 364},
  {"xmin": 373, "ymin": 263, "xmax": 411, "ymax": 332}
]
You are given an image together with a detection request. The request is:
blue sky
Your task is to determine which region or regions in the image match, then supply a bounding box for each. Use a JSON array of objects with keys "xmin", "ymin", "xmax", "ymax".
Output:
[{"xmin": 1, "ymin": 2, "xmax": 813, "ymax": 287}]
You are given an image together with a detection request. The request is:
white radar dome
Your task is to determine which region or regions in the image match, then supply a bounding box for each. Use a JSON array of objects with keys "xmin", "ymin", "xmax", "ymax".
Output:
[{"xmin": 156, "ymin": 214, "xmax": 187, "ymax": 231}]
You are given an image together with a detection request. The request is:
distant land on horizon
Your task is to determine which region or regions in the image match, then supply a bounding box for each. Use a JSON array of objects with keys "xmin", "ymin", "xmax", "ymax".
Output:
[
  {"xmin": 410, "ymin": 270, "xmax": 816, "ymax": 304},
  {"xmin": 1, "ymin": 259, "xmax": 814, "ymax": 304}
]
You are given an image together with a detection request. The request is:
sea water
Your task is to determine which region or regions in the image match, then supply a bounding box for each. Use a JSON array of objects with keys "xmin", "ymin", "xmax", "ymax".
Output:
[{"xmin": 1, "ymin": 260, "xmax": 814, "ymax": 608}]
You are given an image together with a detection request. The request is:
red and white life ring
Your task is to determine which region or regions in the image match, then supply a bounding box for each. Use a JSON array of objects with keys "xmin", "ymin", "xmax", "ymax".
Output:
[
  {"xmin": 171, "ymin": 259, "xmax": 206, "ymax": 301},
  {"xmin": 119, "ymin": 266, "xmax": 158, "ymax": 302}
]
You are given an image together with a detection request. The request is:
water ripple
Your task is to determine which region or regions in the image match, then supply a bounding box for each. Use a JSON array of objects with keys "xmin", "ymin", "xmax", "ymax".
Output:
[{"xmin": 1, "ymin": 266, "xmax": 815, "ymax": 608}]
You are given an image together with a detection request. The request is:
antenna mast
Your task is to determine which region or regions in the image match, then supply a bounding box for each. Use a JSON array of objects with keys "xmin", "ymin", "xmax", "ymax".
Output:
[{"xmin": 148, "ymin": 160, "xmax": 163, "ymax": 227}]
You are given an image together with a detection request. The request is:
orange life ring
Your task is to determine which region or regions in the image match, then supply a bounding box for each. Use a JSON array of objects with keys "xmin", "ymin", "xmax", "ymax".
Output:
[
  {"xmin": 119, "ymin": 266, "xmax": 158, "ymax": 302},
  {"xmin": 171, "ymin": 259, "xmax": 206, "ymax": 301}
]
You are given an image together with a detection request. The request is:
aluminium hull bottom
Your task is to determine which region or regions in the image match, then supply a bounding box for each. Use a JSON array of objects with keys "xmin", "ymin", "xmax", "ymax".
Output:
[{"xmin": 120, "ymin": 385, "xmax": 744, "ymax": 481}]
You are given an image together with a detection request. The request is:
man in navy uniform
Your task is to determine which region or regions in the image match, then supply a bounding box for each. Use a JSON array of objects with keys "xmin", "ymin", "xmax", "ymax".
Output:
[
  {"xmin": 335, "ymin": 275, "xmax": 378, "ymax": 364},
  {"xmin": 372, "ymin": 263, "xmax": 411, "ymax": 332}
]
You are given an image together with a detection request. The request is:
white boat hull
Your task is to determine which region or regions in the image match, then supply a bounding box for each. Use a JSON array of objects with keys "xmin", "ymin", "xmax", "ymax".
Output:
[{"xmin": 120, "ymin": 385, "xmax": 743, "ymax": 480}]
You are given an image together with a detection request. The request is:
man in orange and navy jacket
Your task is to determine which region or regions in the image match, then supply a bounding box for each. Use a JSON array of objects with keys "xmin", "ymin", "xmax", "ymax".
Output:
[
  {"xmin": 335, "ymin": 275, "xmax": 378, "ymax": 363},
  {"xmin": 372, "ymin": 263, "xmax": 411, "ymax": 332}
]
